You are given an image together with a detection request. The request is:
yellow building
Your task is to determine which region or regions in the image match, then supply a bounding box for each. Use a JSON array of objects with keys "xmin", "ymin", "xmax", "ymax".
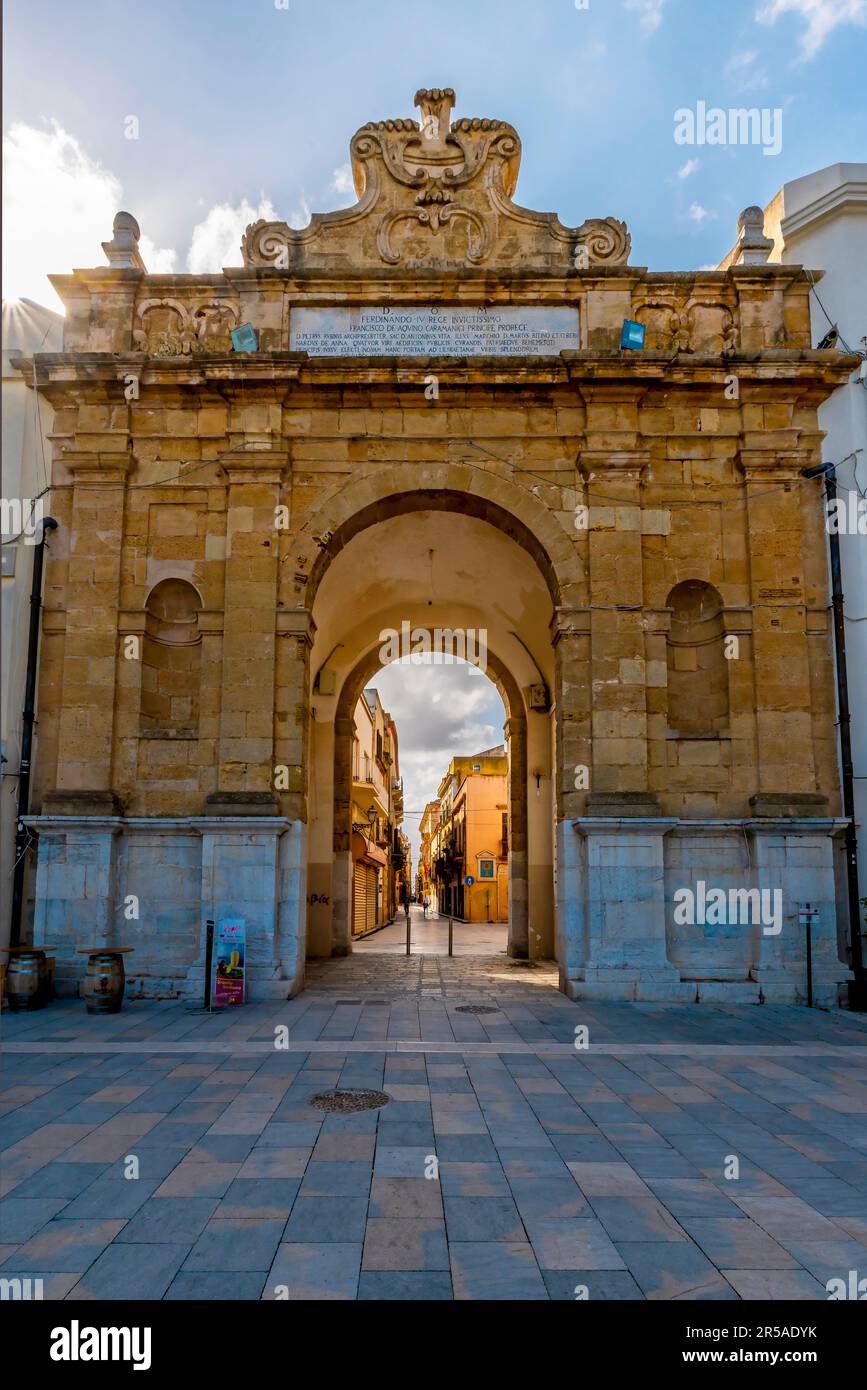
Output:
[
  {"xmin": 417, "ymin": 800, "xmax": 440, "ymax": 906},
  {"xmin": 350, "ymin": 689, "xmax": 403, "ymax": 936},
  {"xmin": 431, "ymin": 747, "xmax": 509, "ymax": 924}
]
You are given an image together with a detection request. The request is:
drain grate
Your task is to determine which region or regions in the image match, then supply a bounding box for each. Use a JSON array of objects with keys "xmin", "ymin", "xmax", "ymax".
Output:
[
  {"xmin": 507, "ymin": 961, "xmax": 539, "ymax": 969},
  {"xmin": 310, "ymin": 1088, "xmax": 390, "ymax": 1114},
  {"xmin": 455, "ymin": 1004, "xmax": 499, "ymax": 1015}
]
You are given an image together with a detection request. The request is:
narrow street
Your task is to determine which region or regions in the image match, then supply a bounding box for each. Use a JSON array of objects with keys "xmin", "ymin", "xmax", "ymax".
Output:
[{"xmin": 354, "ymin": 906, "xmax": 510, "ymax": 958}]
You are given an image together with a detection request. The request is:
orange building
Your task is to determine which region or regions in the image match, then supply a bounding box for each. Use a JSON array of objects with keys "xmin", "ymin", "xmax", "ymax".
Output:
[{"xmin": 430, "ymin": 747, "xmax": 509, "ymax": 923}]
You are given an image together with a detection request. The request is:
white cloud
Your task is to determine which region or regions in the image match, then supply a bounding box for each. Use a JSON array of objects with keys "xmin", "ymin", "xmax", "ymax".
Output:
[
  {"xmin": 332, "ymin": 163, "xmax": 356, "ymax": 202},
  {"xmin": 688, "ymin": 202, "xmax": 714, "ymax": 224},
  {"xmin": 677, "ymin": 158, "xmax": 701, "ymax": 179},
  {"xmin": 2, "ymin": 120, "xmax": 175, "ymax": 310},
  {"xmin": 756, "ymin": 0, "xmax": 867, "ymax": 61},
  {"xmin": 724, "ymin": 47, "xmax": 770, "ymax": 88},
  {"xmin": 623, "ymin": 0, "xmax": 666, "ymax": 32},
  {"xmin": 186, "ymin": 197, "xmax": 277, "ymax": 273},
  {"xmin": 286, "ymin": 196, "xmax": 312, "ymax": 230}
]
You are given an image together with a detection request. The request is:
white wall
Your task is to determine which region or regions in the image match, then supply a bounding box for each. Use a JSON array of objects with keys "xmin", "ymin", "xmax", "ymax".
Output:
[
  {"xmin": 1, "ymin": 298, "xmax": 63, "ymax": 949},
  {"xmin": 764, "ymin": 164, "xmax": 867, "ymax": 906}
]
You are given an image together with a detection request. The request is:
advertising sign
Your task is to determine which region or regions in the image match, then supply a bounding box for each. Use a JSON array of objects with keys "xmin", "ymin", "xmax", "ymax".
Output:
[{"xmin": 214, "ymin": 919, "xmax": 246, "ymax": 1007}]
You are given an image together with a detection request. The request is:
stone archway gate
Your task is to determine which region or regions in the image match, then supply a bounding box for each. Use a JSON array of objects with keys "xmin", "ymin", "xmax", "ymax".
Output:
[{"xmin": 21, "ymin": 86, "xmax": 856, "ymax": 1004}]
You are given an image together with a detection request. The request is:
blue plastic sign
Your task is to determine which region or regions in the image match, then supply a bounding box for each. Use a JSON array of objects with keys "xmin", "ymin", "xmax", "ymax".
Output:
[
  {"xmin": 620, "ymin": 319, "xmax": 646, "ymax": 351},
  {"xmin": 465, "ymin": 875, "xmax": 475, "ymax": 886},
  {"xmin": 231, "ymin": 323, "xmax": 259, "ymax": 352}
]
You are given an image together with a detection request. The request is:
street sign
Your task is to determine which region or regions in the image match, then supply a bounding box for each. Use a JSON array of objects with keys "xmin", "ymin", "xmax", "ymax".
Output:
[{"xmin": 465, "ymin": 875, "xmax": 474, "ymax": 886}]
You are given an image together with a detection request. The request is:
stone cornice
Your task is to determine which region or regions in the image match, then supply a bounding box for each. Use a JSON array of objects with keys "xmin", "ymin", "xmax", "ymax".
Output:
[
  {"xmin": 23, "ymin": 815, "xmax": 295, "ymax": 834},
  {"xmin": 22, "ymin": 350, "xmax": 859, "ymax": 399}
]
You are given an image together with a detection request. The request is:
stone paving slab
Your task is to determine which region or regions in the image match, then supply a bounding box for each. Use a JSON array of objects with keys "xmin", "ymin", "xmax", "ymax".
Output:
[{"xmin": 2, "ymin": 960, "xmax": 867, "ymax": 1301}]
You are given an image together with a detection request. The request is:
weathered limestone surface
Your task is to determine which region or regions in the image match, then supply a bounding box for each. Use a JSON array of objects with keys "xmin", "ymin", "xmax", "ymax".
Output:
[{"xmin": 17, "ymin": 88, "xmax": 857, "ymax": 1002}]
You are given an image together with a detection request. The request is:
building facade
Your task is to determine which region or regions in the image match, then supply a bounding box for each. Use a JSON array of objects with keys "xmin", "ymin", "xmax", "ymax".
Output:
[
  {"xmin": 349, "ymin": 688, "xmax": 404, "ymax": 937},
  {"xmin": 16, "ymin": 88, "xmax": 859, "ymax": 1004},
  {"xmin": 417, "ymin": 799, "xmax": 440, "ymax": 906},
  {"xmin": 429, "ymin": 746, "xmax": 509, "ymax": 923}
]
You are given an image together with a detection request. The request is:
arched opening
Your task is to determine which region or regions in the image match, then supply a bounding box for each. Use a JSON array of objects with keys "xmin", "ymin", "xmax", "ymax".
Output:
[
  {"xmin": 300, "ymin": 494, "xmax": 561, "ymax": 975},
  {"xmin": 139, "ymin": 578, "xmax": 203, "ymax": 735},
  {"xmin": 665, "ymin": 580, "xmax": 729, "ymax": 736}
]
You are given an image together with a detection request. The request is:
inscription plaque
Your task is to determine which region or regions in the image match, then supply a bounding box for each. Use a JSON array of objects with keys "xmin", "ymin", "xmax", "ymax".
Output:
[{"xmin": 290, "ymin": 306, "xmax": 580, "ymax": 357}]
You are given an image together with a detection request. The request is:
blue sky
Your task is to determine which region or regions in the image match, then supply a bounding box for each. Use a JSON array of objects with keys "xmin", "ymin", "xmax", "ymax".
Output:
[{"xmin": 4, "ymin": 0, "xmax": 867, "ymax": 303}]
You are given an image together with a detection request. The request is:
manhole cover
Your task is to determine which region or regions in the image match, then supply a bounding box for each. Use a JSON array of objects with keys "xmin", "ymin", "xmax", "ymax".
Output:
[
  {"xmin": 309, "ymin": 1088, "xmax": 390, "ymax": 1114},
  {"xmin": 455, "ymin": 1004, "xmax": 499, "ymax": 1015}
]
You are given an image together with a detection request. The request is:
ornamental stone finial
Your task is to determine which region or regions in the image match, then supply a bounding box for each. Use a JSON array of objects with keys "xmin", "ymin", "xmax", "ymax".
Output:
[
  {"xmin": 733, "ymin": 206, "xmax": 773, "ymax": 266},
  {"xmin": 102, "ymin": 211, "xmax": 147, "ymax": 270}
]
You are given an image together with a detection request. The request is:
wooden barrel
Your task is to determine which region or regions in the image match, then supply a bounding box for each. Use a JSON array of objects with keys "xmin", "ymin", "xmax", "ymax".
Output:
[
  {"xmin": 83, "ymin": 952, "xmax": 125, "ymax": 1014},
  {"xmin": 7, "ymin": 949, "xmax": 46, "ymax": 1012}
]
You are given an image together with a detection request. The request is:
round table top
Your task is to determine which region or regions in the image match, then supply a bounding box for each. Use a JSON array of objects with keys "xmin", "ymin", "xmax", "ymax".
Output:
[
  {"xmin": 5, "ymin": 945, "xmax": 51, "ymax": 953},
  {"xmin": 76, "ymin": 947, "xmax": 135, "ymax": 955}
]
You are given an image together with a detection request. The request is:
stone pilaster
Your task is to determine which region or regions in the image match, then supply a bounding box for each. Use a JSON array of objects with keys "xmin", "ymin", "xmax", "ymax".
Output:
[
  {"xmin": 504, "ymin": 714, "xmax": 528, "ymax": 958},
  {"xmin": 216, "ymin": 446, "xmax": 288, "ymax": 796},
  {"xmin": 580, "ymin": 444, "xmax": 652, "ymax": 797},
  {"xmin": 737, "ymin": 448, "xmax": 819, "ymax": 798},
  {"xmin": 54, "ymin": 452, "xmax": 130, "ymax": 793}
]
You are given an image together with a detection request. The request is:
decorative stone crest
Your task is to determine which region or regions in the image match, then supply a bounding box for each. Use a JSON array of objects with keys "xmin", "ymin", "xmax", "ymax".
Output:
[
  {"xmin": 241, "ymin": 87, "xmax": 630, "ymax": 273},
  {"xmin": 132, "ymin": 297, "xmax": 239, "ymax": 356}
]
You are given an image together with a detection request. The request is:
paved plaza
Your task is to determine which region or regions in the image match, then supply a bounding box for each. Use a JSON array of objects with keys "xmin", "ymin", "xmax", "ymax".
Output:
[{"xmin": 2, "ymin": 928, "xmax": 867, "ymax": 1301}]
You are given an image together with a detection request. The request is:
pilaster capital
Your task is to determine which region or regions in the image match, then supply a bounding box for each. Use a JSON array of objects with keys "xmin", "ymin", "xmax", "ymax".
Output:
[
  {"xmin": 277, "ymin": 607, "xmax": 316, "ymax": 646},
  {"xmin": 736, "ymin": 446, "xmax": 812, "ymax": 482},
  {"xmin": 551, "ymin": 606, "xmax": 591, "ymax": 642},
  {"xmin": 62, "ymin": 450, "xmax": 132, "ymax": 484},
  {"xmin": 578, "ymin": 449, "xmax": 651, "ymax": 483},
  {"xmin": 720, "ymin": 607, "xmax": 753, "ymax": 635},
  {"xmin": 221, "ymin": 443, "xmax": 290, "ymax": 484}
]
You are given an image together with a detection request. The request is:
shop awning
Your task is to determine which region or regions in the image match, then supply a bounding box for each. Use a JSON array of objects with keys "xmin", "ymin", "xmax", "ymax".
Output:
[{"xmin": 352, "ymin": 832, "xmax": 387, "ymax": 868}]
